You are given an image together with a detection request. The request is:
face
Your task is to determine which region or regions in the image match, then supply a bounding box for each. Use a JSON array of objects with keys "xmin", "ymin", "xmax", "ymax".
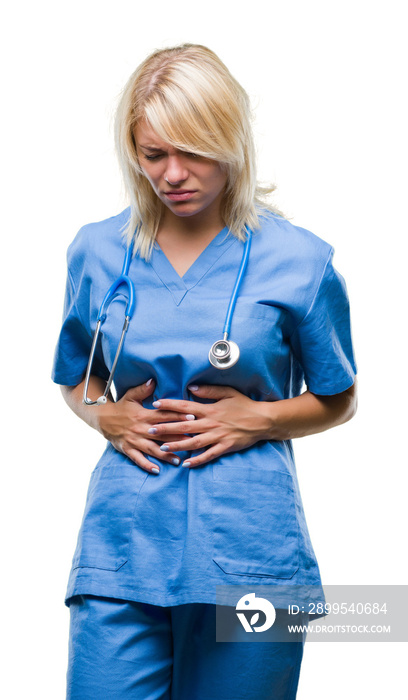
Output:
[{"xmin": 134, "ymin": 120, "xmax": 228, "ymax": 221}]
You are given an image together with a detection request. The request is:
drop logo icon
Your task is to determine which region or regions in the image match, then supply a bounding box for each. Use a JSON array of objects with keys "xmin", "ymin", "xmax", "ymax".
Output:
[{"xmin": 236, "ymin": 593, "xmax": 276, "ymax": 632}]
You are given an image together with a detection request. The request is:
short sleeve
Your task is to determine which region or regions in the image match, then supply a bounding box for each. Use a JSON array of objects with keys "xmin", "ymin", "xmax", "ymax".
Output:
[
  {"xmin": 289, "ymin": 249, "xmax": 357, "ymax": 395},
  {"xmin": 51, "ymin": 266, "xmax": 109, "ymax": 386}
]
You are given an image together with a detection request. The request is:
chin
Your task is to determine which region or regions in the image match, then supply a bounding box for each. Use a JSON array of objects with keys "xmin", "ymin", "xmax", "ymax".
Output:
[{"xmin": 166, "ymin": 203, "xmax": 204, "ymax": 217}]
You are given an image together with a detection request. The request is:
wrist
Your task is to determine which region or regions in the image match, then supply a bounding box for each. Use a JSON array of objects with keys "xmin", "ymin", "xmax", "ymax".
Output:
[
  {"xmin": 255, "ymin": 397, "xmax": 300, "ymax": 441},
  {"xmin": 253, "ymin": 400, "xmax": 282, "ymax": 441},
  {"xmin": 95, "ymin": 400, "xmax": 116, "ymax": 438}
]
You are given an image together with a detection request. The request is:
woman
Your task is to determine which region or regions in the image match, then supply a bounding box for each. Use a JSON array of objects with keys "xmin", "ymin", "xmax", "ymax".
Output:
[{"xmin": 52, "ymin": 44, "xmax": 357, "ymax": 699}]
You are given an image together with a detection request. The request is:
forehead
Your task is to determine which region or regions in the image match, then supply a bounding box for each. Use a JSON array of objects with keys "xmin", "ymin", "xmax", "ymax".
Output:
[{"xmin": 134, "ymin": 120, "xmax": 171, "ymax": 150}]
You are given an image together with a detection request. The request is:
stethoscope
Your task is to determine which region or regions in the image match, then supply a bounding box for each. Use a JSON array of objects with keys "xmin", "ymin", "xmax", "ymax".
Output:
[{"xmin": 83, "ymin": 230, "xmax": 252, "ymax": 406}]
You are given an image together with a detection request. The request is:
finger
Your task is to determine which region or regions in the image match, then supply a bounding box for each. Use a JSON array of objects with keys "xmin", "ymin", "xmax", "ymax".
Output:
[
  {"xmin": 153, "ymin": 433, "xmax": 191, "ymax": 443},
  {"xmin": 148, "ymin": 410, "xmax": 197, "ymax": 424},
  {"xmin": 159, "ymin": 432, "xmax": 214, "ymax": 454},
  {"xmin": 122, "ymin": 447, "xmax": 162, "ymax": 474},
  {"xmin": 152, "ymin": 398, "xmax": 206, "ymax": 415},
  {"xmin": 137, "ymin": 438, "xmax": 182, "ymax": 467},
  {"xmin": 182, "ymin": 445, "xmax": 223, "ymax": 468},
  {"xmin": 124, "ymin": 378, "xmax": 155, "ymax": 403},
  {"xmin": 187, "ymin": 384, "xmax": 237, "ymax": 400},
  {"xmin": 148, "ymin": 418, "xmax": 205, "ymax": 437}
]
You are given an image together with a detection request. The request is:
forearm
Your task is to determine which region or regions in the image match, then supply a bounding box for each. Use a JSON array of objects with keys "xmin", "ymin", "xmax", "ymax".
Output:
[
  {"xmin": 60, "ymin": 377, "xmax": 200, "ymax": 472},
  {"xmin": 259, "ymin": 384, "xmax": 358, "ymax": 441},
  {"xmin": 60, "ymin": 375, "xmax": 113, "ymax": 434}
]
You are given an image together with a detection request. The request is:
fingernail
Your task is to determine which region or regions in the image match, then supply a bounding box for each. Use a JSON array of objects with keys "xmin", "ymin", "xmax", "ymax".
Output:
[
  {"xmin": 185, "ymin": 414, "xmax": 196, "ymax": 421},
  {"xmin": 146, "ymin": 378, "xmax": 154, "ymax": 387},
  {"xmin": 182, "ymin": 461, "xmax": 191, "ymax": 467},
  {"xmin": 188, "ymin": 385, "xmax": 199, "ymax": 391},
  {"xmin": 151, "ymin": 467, "xmax": 160, "ymax": 474},
  {"xmin": 171, "ymin": 457, "xmax": 180, "ymax": 466},
  {"xmin": 152, "ymin": 400, "xmax": 162, "ymax": 408},
  {"xmin": 148, "ymin": 427, "xmax": 157, "ymax": 434},
  {"xmin": 160, "ymin": 444, "xmax": 169, "ymax": 452}
]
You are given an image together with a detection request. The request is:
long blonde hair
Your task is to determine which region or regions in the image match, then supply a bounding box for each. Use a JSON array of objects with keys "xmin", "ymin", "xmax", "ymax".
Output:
[{"xmin": 114, "ymin": 43, "xmax": 280, "ymax": 259}]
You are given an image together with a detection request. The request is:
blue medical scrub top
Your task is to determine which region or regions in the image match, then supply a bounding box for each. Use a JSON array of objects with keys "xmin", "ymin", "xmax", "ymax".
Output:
[{"xmin": 52, "ymin": 208, "xmax": 357, "ymax": 613}]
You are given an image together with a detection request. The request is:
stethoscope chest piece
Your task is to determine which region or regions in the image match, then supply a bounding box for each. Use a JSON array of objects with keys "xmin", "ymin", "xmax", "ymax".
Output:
[{"xmin": 209, "ymin": 339, "xmax": 240, "ymax": 369}]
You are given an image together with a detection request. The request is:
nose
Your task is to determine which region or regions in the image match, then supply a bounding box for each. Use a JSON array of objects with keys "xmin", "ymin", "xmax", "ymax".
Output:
[{"xmin": 164, "ymin": 154, "xmax": 189, "ymax": 185}]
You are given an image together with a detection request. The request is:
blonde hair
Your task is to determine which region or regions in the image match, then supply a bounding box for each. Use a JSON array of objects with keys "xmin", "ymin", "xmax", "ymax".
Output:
[{"xmin": 114, "ymin": 43, "xmax": 280, "ymax": 259}]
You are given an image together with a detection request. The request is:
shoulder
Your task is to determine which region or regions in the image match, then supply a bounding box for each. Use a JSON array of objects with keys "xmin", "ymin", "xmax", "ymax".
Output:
[
  {"xmin": 255, "ymin": 211, "xmax": 334, "ymax": 268},
  {"xmin": 67, "ymin": 207, "xmax": 130, "ymax": 272},
  {"xmin": 249, "ymin": 211, "xmax": 338, "ymax": 314}
]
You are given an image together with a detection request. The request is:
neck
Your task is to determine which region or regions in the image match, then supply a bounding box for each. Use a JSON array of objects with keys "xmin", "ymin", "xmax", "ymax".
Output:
[{"xmin": 158, "ymin": 195, "xmax": 225, "ymax": 243}]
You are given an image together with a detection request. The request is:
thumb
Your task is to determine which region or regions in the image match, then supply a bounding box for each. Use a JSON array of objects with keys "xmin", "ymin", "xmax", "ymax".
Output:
[
  {"xmin": 188, "ymin": 384, "xmax": 237, "ymax": 400},
  {"xmin": 124, "ymin": 378, "xmax": 155, "ymax": 402}
]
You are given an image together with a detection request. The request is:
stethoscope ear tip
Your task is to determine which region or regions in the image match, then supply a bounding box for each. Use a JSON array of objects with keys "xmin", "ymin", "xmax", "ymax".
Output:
[{"xmin": 96, "ymin": 396, "xmax": 108, "ymax": 405}]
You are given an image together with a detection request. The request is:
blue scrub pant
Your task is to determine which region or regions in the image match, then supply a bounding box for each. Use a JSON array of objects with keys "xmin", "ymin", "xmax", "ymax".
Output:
[{"xmin": 66, "ymin": 595, "xmax": 307, "ymax": 699}]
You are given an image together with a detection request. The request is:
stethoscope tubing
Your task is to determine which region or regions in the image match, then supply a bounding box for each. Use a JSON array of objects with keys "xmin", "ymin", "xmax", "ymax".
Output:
[
  {"xmin": 97, "ymin": 245, "xmax": 136, "ymax": 322},
  {"xmin": 222, "ymin": 229, "xmax": 251, "ymax": 336}
]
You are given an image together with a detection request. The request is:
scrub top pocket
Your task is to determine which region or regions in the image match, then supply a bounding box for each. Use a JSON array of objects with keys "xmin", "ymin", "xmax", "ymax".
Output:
[
  {"xmin": 220, "ymin": 303, "xmax": 286, "ymax": 397},
  {"xmin": 212, "ymin": 466, "xmax": 299, "ymax": 579},
  {"xmin": 72, "ymin": 456, "xmax": 149, "ymax": 572}
]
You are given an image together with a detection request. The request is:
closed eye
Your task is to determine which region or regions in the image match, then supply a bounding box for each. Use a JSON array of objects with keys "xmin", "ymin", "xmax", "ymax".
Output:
[{"xmin": 143, "ymin": 151, "xmax": 199, "ymax": 161}]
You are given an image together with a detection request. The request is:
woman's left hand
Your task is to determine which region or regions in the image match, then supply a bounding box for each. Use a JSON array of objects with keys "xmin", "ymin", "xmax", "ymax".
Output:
[{"xmin": 149, "ymin": 385, "xmax": 273, "ymax": 468}]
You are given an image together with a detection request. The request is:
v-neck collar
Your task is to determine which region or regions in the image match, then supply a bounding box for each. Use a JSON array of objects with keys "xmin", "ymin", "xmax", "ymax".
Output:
[{"xmin": 149, "ymin": 226, "xmax": 237, "ymax": 305}]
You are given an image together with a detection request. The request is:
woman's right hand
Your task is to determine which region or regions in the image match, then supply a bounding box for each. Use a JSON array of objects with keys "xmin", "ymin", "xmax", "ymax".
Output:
[{"xmin": 97, "ymin": 379, "xmax": 195, "ymax": 473}]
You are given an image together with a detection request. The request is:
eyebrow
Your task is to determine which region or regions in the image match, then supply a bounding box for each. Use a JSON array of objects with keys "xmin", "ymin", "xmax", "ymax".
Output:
[{"xmin": 138, "ymin": 145, "xmax": 165, "ymax": 152}]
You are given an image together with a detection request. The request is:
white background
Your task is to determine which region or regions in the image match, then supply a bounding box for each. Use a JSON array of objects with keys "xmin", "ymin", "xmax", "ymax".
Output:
[{"xmin": 1, "ymin": 1, "xmax": 407, "ymax": 697}]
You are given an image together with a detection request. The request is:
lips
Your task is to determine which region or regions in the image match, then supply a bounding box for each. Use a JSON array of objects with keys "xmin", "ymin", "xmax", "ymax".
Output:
[{"xmin": 164, "ymin": 190, "xmax": 197, "ymax": 201}]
